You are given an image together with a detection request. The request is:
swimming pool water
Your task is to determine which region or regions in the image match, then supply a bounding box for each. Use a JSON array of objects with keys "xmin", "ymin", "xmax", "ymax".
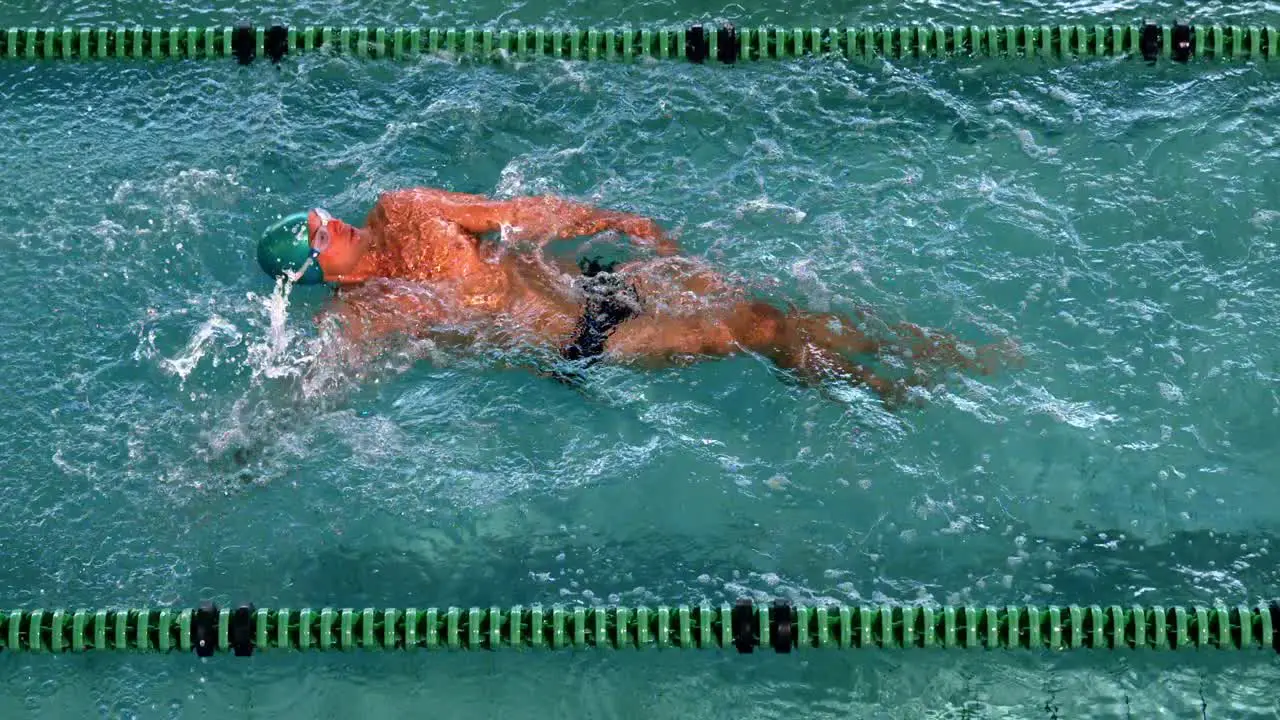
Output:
[{"xmin": 2, "ymin": 1, "xmax": 1280, "ymax": 717}]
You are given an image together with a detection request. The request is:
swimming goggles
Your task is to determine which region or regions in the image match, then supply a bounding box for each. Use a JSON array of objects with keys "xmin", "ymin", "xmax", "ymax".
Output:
[{"xmin": 310, "ymin": 207, "xmax": 336, "ymax": 257}]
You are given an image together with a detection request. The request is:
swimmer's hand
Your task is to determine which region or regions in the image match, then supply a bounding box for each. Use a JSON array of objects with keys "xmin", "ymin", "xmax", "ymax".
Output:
[{"xmin": 613, "ymin": 216, "xmax": 679, "ymax": 257}]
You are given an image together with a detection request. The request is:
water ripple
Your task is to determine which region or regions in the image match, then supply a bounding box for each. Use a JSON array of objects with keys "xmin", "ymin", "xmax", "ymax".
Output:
[{"xmin": 1, "ymin": 24, "xmax": 1279, "ymax": 718}]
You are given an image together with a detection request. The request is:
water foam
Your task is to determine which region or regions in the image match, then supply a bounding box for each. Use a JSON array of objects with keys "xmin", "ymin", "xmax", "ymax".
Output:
[
  {"xmin": 158, "ymin": 314, "xmax": 241, "ymax": 383},
  {"xmin": 244, "ymin": 276, "xmax": 316, "ymax": 381}
]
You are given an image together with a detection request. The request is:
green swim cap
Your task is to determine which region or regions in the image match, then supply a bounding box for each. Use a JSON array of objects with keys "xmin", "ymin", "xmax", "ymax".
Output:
[{"xmin": 257, "ymin": 212, "xmax": 325, "ymax": 285}]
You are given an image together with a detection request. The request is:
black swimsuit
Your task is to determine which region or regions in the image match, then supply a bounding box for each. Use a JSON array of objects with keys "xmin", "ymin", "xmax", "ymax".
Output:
[{"xmin": 557, "ymin": 257, "xmax": 642, "ymax": 377}]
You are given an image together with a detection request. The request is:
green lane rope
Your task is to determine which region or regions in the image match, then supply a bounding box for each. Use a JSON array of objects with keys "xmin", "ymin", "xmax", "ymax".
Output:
[
  {"xmin": 0, "ymin": 23, "xmax": 1276, "ymax": 64},
  {"xmin": 1, "ymin": 601, "xmax": 1277, "ymax": 655}
]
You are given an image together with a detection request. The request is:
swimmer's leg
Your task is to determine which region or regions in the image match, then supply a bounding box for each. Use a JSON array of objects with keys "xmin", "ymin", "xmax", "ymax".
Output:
[
  {"xmin": 600, "ymin": 301, "xmax": 918, "ymax": 406},
  {"xmin": 879, "ymin": 322, "xmax": 1020, "ymax": 375},
  {"xmin": 786, "ymin": 310, "xmax": 883, "ymax": 356},
  {"xmin": 769, "ymin": 341, "xmax": 916, "ymax": 407},
  {"xmin": 725, "ymin": 301, "xmax": 915, "ymax": 405},
  {"xmin": 727, "ymin": 301, "xmax": 916, "ymax": 404},
  {"xmin": 783, "ymin": 309, "xmax": 997, "ymax": 373}
]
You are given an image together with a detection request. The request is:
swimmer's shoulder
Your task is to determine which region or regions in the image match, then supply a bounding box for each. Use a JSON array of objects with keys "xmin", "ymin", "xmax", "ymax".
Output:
[
  {"xmin": 368, "ymin": 188, "xmax": 469, "ymax": 227},
  {"xmin": 365, "ymin": 189, "xmax": 430, "ymax": 235}
]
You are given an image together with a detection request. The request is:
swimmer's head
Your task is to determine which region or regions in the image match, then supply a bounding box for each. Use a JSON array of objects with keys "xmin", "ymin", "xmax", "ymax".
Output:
[{"xmin": 257, "ymin": 209, "xmax": 364, "ymax": 284}]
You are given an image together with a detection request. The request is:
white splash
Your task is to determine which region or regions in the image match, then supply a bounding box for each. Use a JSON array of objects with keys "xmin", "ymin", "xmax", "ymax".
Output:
[
  {"xmin": 1025, "ymin": 386, "xmax": 1120, "ymax": 429},
  {"xmin": 244, "ymin": 276, "xmax": 312, "ymax": 380},
  {"xmin": 735, "ymin": 196, "xmax": 807, "ymax": 223},
  {"xmin": 160, "ymin": 315, "xmax": 242, "ymax": 382}
]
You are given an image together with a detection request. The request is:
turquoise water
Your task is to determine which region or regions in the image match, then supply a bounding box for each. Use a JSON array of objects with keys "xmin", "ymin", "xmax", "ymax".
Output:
[{"xmin": 3, "ymin": 0, "xmax": 1280, "ymax": 716}]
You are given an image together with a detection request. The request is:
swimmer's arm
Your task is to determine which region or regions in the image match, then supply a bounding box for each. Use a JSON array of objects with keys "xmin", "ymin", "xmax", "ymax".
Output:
[
  {"xmin": 378, "ymin": 189, "xmax": 678, "ymax": 256},
  {"xmin": 315, "ymin": 288, "xmax": 445, "ymax": 347}
]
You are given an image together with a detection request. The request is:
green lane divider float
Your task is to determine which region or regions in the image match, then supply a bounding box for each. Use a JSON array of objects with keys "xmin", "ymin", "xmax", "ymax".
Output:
[
  {"xmin": 1, "ymin": 600, "xmax": 1278, "ymax": 656},
  {"xmin": 0, "ymin": 23, "xmax": 1276, "ymax": 64}
]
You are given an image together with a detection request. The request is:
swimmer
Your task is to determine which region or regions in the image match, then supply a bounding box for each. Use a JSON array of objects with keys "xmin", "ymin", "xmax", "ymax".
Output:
[{"xmin": 257, "ymin": 188, "xmax": 1016, "ymax": 406}]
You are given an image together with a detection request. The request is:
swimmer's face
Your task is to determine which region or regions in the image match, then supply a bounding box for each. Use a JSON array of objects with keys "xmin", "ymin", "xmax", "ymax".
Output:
[{"xmin": 308, "ymin": 209, "xmax": 366, "ymax": 279}]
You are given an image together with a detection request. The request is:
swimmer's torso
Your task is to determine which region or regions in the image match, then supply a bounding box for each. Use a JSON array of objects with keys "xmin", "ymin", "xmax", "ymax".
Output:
[
  {"xmin": 363, "ymin": 193, "xmax": 580, "ymax": 341},
  {"xmin": 359, "ymin": 191, "xmax": 746, "ymax": 347}
]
